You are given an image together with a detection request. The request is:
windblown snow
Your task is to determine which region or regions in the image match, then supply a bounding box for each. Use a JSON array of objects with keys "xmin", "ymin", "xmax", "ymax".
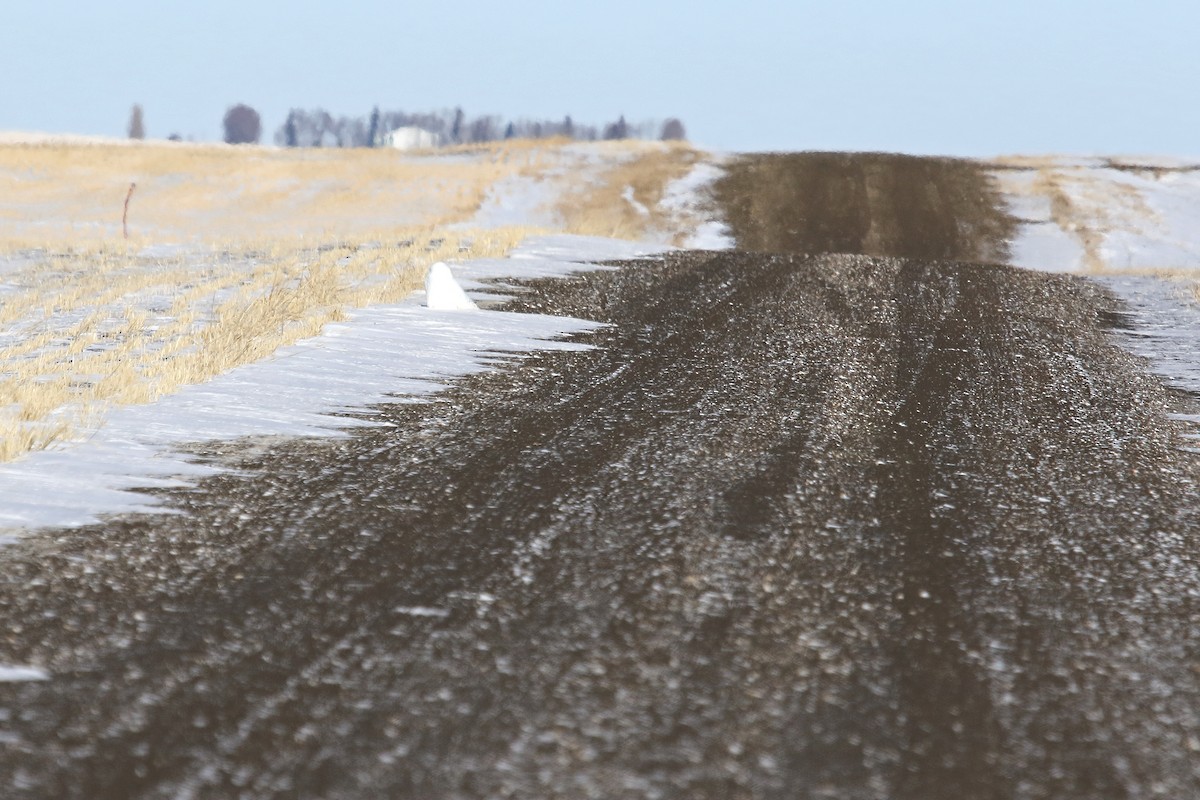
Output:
[{"xmin": 0, "ymin": 235, "xmax": 671, "ymax": 534}]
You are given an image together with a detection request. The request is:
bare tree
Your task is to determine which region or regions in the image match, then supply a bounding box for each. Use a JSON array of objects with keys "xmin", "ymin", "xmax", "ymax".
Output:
[
  {"xmin": 275, "ymin": 108, "xmax": 348, "ymax": 147},
  {"xmin": 316, "ymin": 110, "xmax": 336, "ymax": 146},
  {"xmin": 603, "ymin": 115, "xmax": 629, "ymax": 141},
  {"xmin": 469, "ymin": 116, "xmax": 497, "ymax": 144},
  {"xmin": 127, "ymin": 104, "xmax": 145, "ymax": 140},
  {"xmin": 661, "ymin": 118, "xmax": 687, "ymax": 141},
  {"xmin": 223, "ymin": 104, "xmax": 261, "ymax": 144}
]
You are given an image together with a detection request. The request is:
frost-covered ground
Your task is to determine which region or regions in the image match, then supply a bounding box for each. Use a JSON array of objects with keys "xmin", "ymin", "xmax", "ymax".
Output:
[{"xmin": 994, "ymin": 156, "xmax": 1200, "ymax": 407}]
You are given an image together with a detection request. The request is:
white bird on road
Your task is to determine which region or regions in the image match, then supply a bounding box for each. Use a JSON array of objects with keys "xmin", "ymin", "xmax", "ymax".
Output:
[{"xmin": 424, "ymin": 262, "xmax": 478, "ymax": 310}]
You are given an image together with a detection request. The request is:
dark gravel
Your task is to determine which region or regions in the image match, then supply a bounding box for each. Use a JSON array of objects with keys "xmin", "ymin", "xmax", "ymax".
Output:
[{"xmin": 712, "ymin": 151, "xmax": 1017, "ymax": 263}]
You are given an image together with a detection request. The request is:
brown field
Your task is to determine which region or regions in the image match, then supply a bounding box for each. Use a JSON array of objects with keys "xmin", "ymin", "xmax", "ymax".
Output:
[
  {"xmin": 0, "ymin": 137, "xmax": 705, "ymax": 461},
  {"xmin": 714, "ymin": 151, "xmax": 1017, "ymax": 264}
]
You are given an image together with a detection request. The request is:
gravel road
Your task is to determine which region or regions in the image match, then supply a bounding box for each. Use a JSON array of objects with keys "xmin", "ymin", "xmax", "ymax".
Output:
[{"xmin": 2, "ymin": 154, "xmax": 1199, "ymax": 799}]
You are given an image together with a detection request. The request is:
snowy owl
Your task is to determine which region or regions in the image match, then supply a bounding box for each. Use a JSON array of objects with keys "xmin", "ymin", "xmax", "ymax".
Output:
[{"xmin": 424, "ymin": 262, "xmax": 477, "ymax": 310}]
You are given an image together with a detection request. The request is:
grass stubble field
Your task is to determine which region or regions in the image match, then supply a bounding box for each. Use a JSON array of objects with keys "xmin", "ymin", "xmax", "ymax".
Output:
[{"xmin": 0, "ymin": 137, "xmax": 704, "ymax": 463}]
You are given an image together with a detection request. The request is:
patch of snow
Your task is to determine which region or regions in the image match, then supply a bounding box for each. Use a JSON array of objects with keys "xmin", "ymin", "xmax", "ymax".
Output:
[
  {"xmin": 1100, "ymin": 168, "xmax": 1200, "ymax": 271},
  {"xmin": 661, "ymin": 160, "xmax": 725, "ymax": 205},
  {"xmin": 0, "ymin": 665, "xmax": 49, "ymax": 682},
  {"xmin": 687, "ymin": 221, "xmax": 737, "ymax": 251},
  {"xmin": 1007, "ymin": 223, "xmax": 1086, "ymax": 273},
  {"xmin": 994, "ymin": 167, "xmax": 1085, "ymax": 272},
  {"xmin": 459, "ymin": 171, "xmax": 563, "ymax": 230},
  {"xmin": 995, "ymin": 159, "xmax": 1200, "ymax": 272},
  {"xmin": 622, "ymin": 186, "xmax": 650, "ymax": 217},
  {"xmin": 659, "ymin": 160, "xmax": 734, "ymax": 250},
  {"xmin": 0, "ymin": 235, "xmax": 668, "ymax": 536},
  {"xmin": 453, "ymin": 144, "xmax": 642, "ymax": 231}
]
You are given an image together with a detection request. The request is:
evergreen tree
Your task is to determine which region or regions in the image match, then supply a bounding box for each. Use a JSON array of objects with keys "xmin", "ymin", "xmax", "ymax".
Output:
[
  {"xmin": 450, "ymin": 107, "xmax": 465, "ymax": 144},
  {"xmin": 127, "ymin": 104, "xmax": 145, "ymax": 140},
  {"xmin": 283, "ymin": 111, "xmax": 298, "ymax": 147},
  {"xmin": 367, "ymin": 106, "xmax": 380, "ymax": 147},
  {"xmin": 603, "ymin": 115, "xmax": 628, "ymax": 140}
]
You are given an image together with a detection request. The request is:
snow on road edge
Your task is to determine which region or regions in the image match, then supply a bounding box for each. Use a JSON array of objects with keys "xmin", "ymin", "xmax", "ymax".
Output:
[
  {"xmin": 0, "ymin": 236, "xmax": 666, "ymax": 535},
  {"xmin": 659, "ymin": 159, "xmax": 735, "ymax": 249},
  {"xmin": 996, "ymin": 158, "xmax": 1200, "ymax": 448}
]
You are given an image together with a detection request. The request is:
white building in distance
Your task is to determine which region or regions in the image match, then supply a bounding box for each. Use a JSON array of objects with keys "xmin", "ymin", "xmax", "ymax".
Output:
[{"xmin": 385, "ymin": 127, "xmax": 441, "ymax": 150}]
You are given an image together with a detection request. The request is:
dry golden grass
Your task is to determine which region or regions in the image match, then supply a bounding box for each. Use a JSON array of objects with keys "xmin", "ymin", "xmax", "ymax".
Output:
[
  {"xmin": 0, "ymin": 137, "xmax": 706, "ymax": 462},
  {"xmin": 0, "ymin": 138, "xmax": 556, "ymax": 244},
  {"xmin": 0, "ymin": 228, "xmax": 535, "ymax": 462},
  {"xmin": 1030, "ymin": 169, "xmax": 1111, "ymax": 273}
]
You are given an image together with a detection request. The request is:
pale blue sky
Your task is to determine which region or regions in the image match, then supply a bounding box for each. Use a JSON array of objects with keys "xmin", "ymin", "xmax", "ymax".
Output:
[{"xmin": 4, "ymin": 0, "xmax": 1198, "ymax": 155}]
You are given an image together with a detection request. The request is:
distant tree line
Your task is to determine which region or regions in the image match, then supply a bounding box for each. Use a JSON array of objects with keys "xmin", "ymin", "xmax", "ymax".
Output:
[
  {"xmin": 274, "ymin": 106, "xmax": 686, "ymax": 148},
  {"xmin": 123, "ymin": 101, "xmax": 687, "ymax": 147}
]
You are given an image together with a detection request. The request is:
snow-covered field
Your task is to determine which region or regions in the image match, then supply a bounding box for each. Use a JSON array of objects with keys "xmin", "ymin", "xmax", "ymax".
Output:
[{"xmin": 996, "ymin": 156, "xmax": 1200, "ymax": 274}]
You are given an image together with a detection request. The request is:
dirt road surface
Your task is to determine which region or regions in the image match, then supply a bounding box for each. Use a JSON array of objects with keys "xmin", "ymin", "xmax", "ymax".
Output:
[{"xmin": 2, "ymin": 154, "xmax": 1199, "ymax": 799}]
